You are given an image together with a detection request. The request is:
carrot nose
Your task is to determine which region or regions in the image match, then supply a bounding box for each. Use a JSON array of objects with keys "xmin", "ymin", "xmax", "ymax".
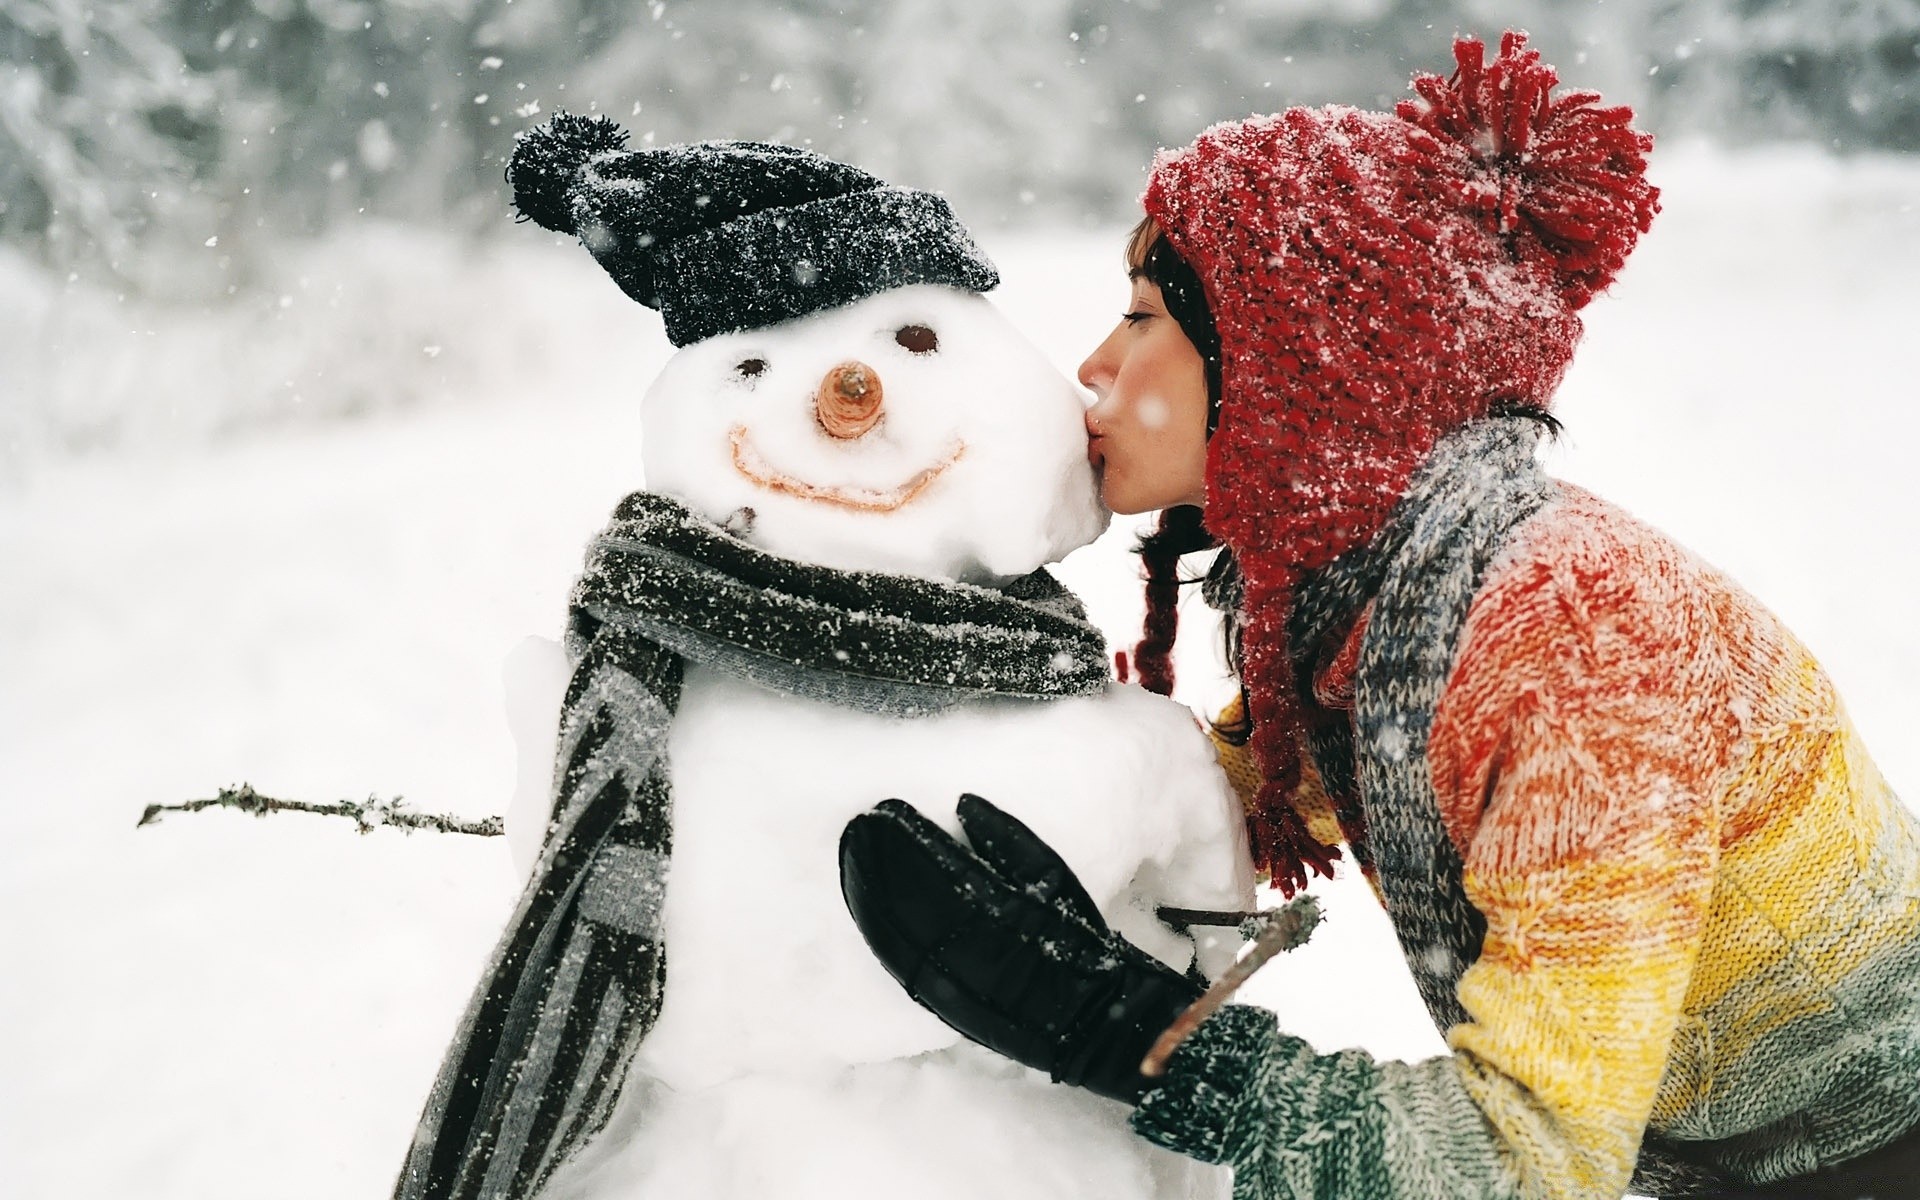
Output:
[{"xmin": 816, "ymin": 360, "xmax": 884, "ymax": 440}]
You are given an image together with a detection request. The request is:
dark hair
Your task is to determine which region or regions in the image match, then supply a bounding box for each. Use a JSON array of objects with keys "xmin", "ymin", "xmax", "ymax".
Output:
[
  {"xmin": 1127, "ymin": 218, "xmax": 1223, "ymax": 429},
  {"xmin": 1125, "ymin": 219, "xmax": 1248, "ymax": 739},
  {"xmin": 1488, "ymin": 398, "xmax": 1564, "ymax": 438}
]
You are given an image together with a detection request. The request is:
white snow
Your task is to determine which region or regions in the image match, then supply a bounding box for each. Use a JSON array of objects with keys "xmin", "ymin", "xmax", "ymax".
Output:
[
  {"xmin": 547, "ymin": 1045, "xmax": 1221, "ymax": 1200},
  {"xmin": 529, "ymin": 662, "xmax": 1248, "ymax": 1200},
  {"xmin": 633, "ymin": 670, "xmax": 1251, "ymax": 1090},
  {"xmin": 501, "ymin": 635, "xmax": 573, "ymax": 877},
  {"xmin": 4, "ymin": 144, "xmax": 1919, "ymax": 1199}
]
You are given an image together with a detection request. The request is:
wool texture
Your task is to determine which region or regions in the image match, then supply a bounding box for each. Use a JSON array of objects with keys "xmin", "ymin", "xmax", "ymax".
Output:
[
  {"xmin": 393, "ymin": 493, "xmax": 1111, "ymax": 1200},
  {"xmin": 1140, "ymin": 422, "xmax": 1920, "ymax": 1199},
  {"xmin": 506, "ymin": 116, "xmax": 1000, "ymax": 345},
  {"xmin": 1141, "ymin": 31, "xmax": 1659, "ymax": 892}
]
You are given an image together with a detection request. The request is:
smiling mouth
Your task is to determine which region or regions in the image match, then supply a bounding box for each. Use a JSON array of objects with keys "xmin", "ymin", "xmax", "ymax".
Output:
[{"xmin": 728, "ymin": 424, "xmax": 967, "ymax": 513}]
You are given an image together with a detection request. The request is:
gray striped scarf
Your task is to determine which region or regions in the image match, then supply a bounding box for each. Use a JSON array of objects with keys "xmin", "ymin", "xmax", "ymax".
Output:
[{"xmin": 393, "ymin": 491, "xmax": 1112, "ymax": 1200}]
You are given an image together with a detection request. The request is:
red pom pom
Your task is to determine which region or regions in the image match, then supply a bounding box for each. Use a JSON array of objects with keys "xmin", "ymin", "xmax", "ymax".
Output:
[{"xmin": 1396, "ymin": 30, "xmax": 1660, "ymax": 307}]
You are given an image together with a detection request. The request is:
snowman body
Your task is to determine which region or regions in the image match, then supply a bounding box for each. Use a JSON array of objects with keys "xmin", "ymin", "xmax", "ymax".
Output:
[{"xmin": 514, "ymin": 285, "xmax": 1254, "ymax": 1199}]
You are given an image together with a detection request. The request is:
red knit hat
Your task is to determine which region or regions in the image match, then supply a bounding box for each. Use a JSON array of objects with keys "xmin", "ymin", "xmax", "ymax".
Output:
[{"xmin": 1143, "ymin": 31, "xmax": 1659, "ymax": 893}]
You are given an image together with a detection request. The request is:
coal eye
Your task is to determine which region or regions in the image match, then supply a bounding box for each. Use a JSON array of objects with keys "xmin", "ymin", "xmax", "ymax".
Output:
[
  {"xmin": 894, "ymin": 324, "xmax": 938, "ymax": 354},
  {"xmin": 736, "ymin": 358, "xmax": 768, "ymax": 379}
]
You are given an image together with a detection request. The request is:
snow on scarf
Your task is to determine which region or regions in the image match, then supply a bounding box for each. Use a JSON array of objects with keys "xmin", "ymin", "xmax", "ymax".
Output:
[{"xmin": 394, "ymin": 491, "xmax": 1112, "ymax": 1200}]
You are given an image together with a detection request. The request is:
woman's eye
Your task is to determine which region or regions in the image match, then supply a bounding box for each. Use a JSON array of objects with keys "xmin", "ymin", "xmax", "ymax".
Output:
[
  {"xmin": 1122, "ymin": 310, "xmax": 1152, "ymax": 325},
  {"xmin": 894, "ymin": 324, "xmax": 939, "ymax": 354},
  {"xmin": 735, "ymin": 358, "xmax": 768, "ymax": 379}
]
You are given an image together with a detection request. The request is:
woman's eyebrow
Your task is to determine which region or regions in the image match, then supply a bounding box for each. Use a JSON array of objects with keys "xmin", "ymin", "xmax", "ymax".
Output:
[{"xmin": 1126, "ymin": 266, "xmax": 1147, "ymax": 281}]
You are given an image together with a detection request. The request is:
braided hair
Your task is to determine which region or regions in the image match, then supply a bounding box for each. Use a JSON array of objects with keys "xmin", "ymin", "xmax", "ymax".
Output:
[{"xmin": 1125, "ymin": 218, "xmax": 1249, "ymax": 741}]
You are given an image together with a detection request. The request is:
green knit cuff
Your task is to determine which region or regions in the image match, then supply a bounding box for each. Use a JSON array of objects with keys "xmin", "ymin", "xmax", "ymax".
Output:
[{"xmin": 1129, "ymin": 1004, "xmax": 1294, "ymax": 1165}]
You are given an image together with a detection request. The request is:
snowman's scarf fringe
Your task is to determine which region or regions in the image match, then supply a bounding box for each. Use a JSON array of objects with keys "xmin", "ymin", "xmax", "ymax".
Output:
[{"xmin": 395, "ymin": 492, "xmax": 1112, "ymax": 1200}]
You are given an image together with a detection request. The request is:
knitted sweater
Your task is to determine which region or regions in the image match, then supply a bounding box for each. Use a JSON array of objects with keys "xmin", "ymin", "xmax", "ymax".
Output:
[{"xmin": 1136, "ymin": 481, "xmax": 1920, "ymax": 1199}]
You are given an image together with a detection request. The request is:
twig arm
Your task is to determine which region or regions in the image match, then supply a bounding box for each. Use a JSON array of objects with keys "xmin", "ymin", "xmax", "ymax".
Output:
[
  {"xmin": 1155, "ymin": 906, "xmax": 1267, "ymax": 931},
  {"xmin": 1141, "ymin": 894, "xmax": 1322, "ymax": 1078},
  {"xmin": 138, "ymin": 782, "xmax": 503, "ymax": 837}
]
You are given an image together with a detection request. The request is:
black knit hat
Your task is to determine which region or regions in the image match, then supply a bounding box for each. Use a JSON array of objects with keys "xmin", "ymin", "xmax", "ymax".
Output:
[{"xmin": 506, "ymin": 113, "xmax": 1001, "ymax": 346}]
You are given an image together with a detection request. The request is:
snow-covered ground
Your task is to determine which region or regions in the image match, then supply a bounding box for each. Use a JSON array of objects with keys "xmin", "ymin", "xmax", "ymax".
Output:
[{"xmin": 4, "ymin": 144, "xmax": 1918, "ymax": 1199}]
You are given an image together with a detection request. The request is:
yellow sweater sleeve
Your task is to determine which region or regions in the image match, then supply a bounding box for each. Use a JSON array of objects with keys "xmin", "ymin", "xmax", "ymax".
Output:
[
  {"xmin": 1206, "ymin": 694, "xmax": 1347, "ymax": 865},
  {"xmin": 1420, "ymin": 509, "xmax": 1729, "ymax": 1199}
]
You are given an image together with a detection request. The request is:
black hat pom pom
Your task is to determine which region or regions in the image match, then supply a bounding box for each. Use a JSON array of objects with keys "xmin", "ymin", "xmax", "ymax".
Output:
[{"xmin": 507, "ymin": 113, "xmax": 629, "ymax": 234}]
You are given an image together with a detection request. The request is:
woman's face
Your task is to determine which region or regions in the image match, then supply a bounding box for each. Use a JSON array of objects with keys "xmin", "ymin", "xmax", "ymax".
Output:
[{"xmin": 1077, "ymin": 272, "xmax": 1211, "ymax": 515}]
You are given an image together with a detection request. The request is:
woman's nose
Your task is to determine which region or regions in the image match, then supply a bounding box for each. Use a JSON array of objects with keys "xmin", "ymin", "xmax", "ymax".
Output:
[
  {"xmin": 1076, "ymin": 352, "xmax": 1105, "ymax": 397},
  {"xmin": 816, "ymin": 360, "xmax": 884, "ymax": 439},
  {"xmin": 1077, "ymin": 330, "xmax": 1118, "ymax": 398}
]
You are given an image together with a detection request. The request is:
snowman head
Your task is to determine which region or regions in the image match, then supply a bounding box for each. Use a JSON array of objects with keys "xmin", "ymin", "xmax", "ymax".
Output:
[
  {"xmin": 640, "ymin": 285, "xmax": 1104, "ymax": 580},
  {"xmin": 507, "ymin": 115, "xmax": 1107, "ymax": 582}
]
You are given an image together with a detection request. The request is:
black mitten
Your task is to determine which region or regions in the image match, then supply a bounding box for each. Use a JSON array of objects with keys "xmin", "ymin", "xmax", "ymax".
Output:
[{"xmin": 839, "ymin": 793, "xmax": 1202, "ymax": 1104}]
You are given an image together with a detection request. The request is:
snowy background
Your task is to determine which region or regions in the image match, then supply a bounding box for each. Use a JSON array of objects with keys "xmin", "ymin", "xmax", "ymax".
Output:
[
  {"xmin": 7, "ymin": 3, "xmax": 1920, "ymax": 1198},
  {"xmin": 5, "ymin": 144, "xmax": 1919, "ymax": 1200}
]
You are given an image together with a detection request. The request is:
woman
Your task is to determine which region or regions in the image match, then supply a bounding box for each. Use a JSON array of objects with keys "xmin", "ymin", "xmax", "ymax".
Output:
[{"xmin": 838, "ymin": 31, "xmax": 1920, "ymax": 1200}]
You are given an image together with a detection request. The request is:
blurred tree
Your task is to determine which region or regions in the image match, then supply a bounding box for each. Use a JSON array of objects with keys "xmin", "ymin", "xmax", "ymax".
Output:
[
  {"xmin": 0, "ymin": 0, "xmax": 217, "ymax": 286},
  {"xmin": 166, "ymin": 0, "xmax": 515, "ymax": 282},
  {"xmin": 1, "ymin": 0, "xmax": 1916, "ymax": 296},
  {"xmin": 1647, "ymin": 0, "xmax": 1920, "ymax": 151},
  {"xmin": 847, "ymin": 0, "xmax": 1103, "ymax": 224}
]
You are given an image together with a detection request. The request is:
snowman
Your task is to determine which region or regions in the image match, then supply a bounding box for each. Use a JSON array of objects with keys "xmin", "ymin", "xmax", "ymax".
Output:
[{"xmin": 394, "ymin": 115, "xmax": 1255, "ymax": 1200}]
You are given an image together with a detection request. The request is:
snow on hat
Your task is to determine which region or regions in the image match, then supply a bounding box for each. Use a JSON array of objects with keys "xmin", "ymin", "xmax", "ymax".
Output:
[
  {"xmin": 1142, "ymin": 31, "xmax": 1659, "ymax": 892},
  {"xmin": 507, "ymin": 114, "xmax": 1001, "ymax": 346}
]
